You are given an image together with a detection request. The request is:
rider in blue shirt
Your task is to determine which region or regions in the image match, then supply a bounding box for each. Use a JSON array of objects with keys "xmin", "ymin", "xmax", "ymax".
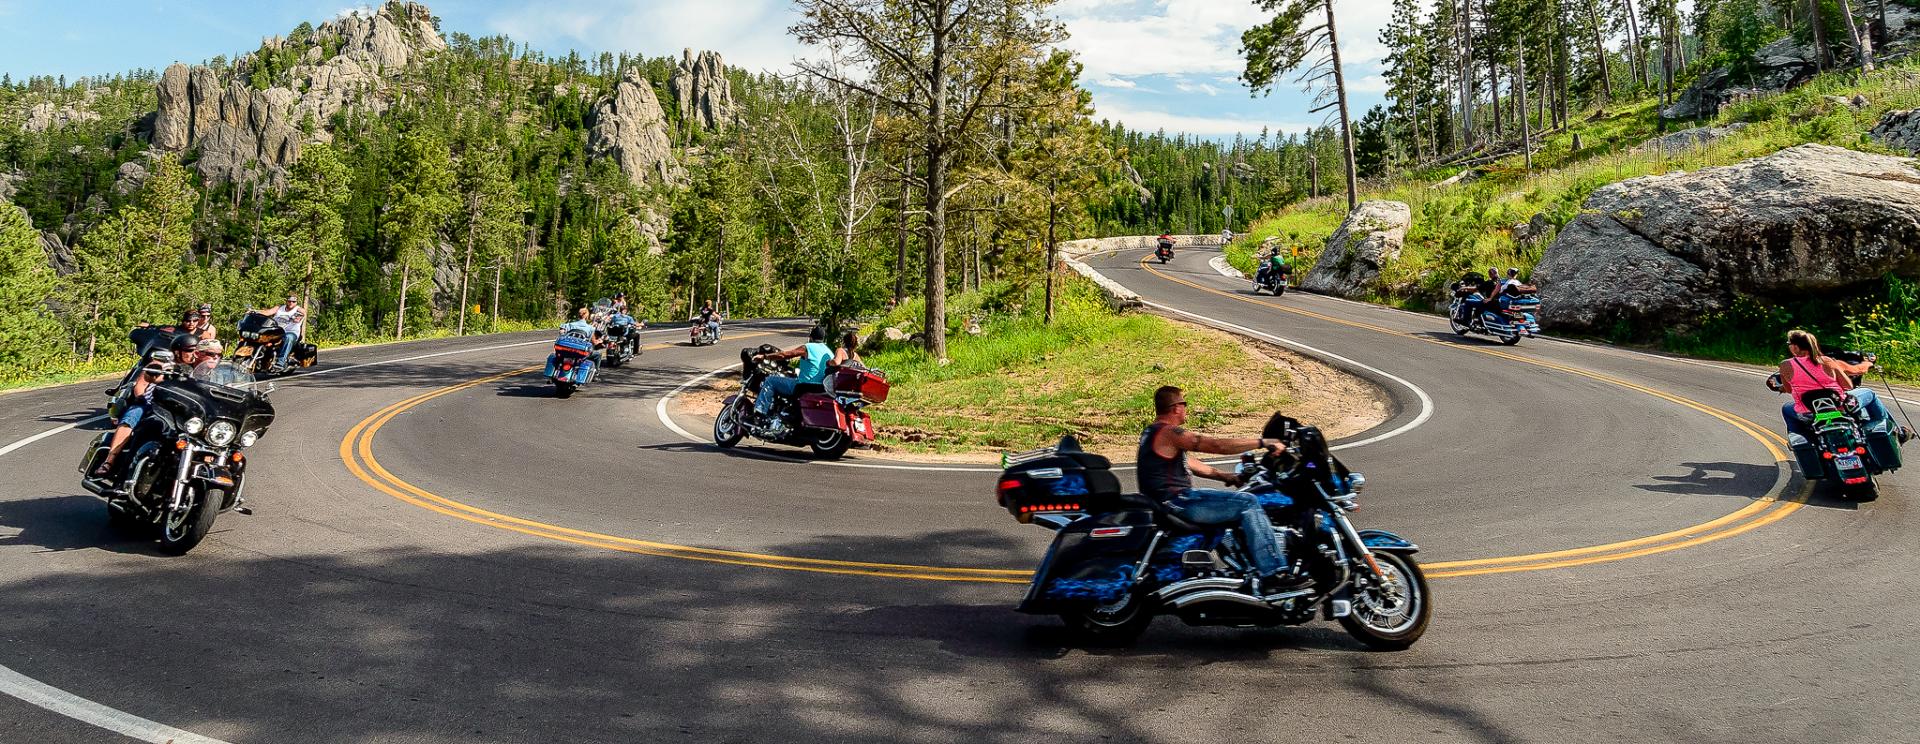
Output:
[{"xmin": 752, "ymin": 326, "xmax": 832, "ymax": 419}]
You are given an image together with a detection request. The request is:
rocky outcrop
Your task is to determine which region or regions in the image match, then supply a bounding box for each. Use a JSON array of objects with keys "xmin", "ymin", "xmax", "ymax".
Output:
[
  {"xmin": 0, "ymin": 171, "xmax": 19, "ymax": 202},
  {"xmin": 21, "ymin": 102, "xmax": 100, "ymax": 132},
  {"xmin": 1300, "ymin": 201, "xmax": 1412, "ymax": 297},
  {"xmin": 670, "ymin": 49, "xmax": 733, "ymax": 131},
  {"xmin": 1534, "ymin": 144, "xmax": 1920, "ymax": 335},
  {"xmin": 1871, "ymin": 109, "xmax": 1920, "ymax": 154},
  {"xmin": 150, "ymin": 1, "xmax": 444, "ymax": 184},
  {"xmin": 1633, "ymin": 123, "xmax": 1749, "ymax": 155},
  {"xmin": 587, "ymin": 69, "xmax": 676, "ymax": 189},
  {"xmin": 39, "ymin": 229, "xmax": 75, "ymax": 275},
  {"xmin": 1662, "ymin": 36, "xmax": 1819, "ymax": 119}
]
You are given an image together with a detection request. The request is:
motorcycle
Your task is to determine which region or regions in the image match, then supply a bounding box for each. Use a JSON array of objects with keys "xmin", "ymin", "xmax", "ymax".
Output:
[
  {"xmin": 1448, "ymin": 282, "xmax": 1541, "ymax": 346},
  {"xmin": 712, "ymin": 344, "xmax": 888, "ymax": 460},
  {"xmin": 232, "ymin": 311, "xmax": 317, "ymax": 376},
  {"xmin": 1772, "ymin": 353, "xmax": 1902, "ymax": 501},
  {"xmin": 603, "ymin": 309, "xmax": 643, "ymax": 368},
  {"xmin": 689, "ymin": 318, "xmax": 720, "ymax": 346},
  {"xmin": 1253, "ymin": 264, "xmax": 1290, "ymax": 297},
  {"xmin": 1154, "ymin": 240, "xmax": 1175, "ymax": 264},
  {"xmin": 79, "ymin": 361, "xmax": 272, "ymax": 555},
  {"xmin": 996, "ymin": 425, "xmax": 1430, "ymax": 649},
  {"xmin": 545, "ymin": 329, "xmax": 597, "ymax": 398}
]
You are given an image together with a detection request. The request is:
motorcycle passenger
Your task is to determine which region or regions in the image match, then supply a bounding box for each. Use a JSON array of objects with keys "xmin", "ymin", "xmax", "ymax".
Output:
[
  {"xmin": 611, "ymin": 292, "xmax": 629, "ymax": 315},
  {"xmin": 1775, "ymin": 329, "xmax": 1906, "ymax": 441},
  {"xmin": 832, "ymin": 330, "xmax": 865, "ymax": 369},
  {"xmin": 188, "ymin": 338, "xmax": 223, "ymax": 378},
  {"xmin": 252, "ymin": 295, "xmax": 306, "ymax": 372},
  {"xmin": 181, "ymin": 308, "xmax": 216, "ymax": 342},
  {"xmin": 751, "ymin": 326, "xmax": 832, "ymax": 423},
  {"xmin": 562, "ymin": 307, "xmax": 604, "ymax": 358},
  {"xmin": 93, "ymin": 360, "xmax": 169, "ymax": 480},
  {"xmin": 1138, "ymin": 386, "xmax": 1293, "ymax": 591}
]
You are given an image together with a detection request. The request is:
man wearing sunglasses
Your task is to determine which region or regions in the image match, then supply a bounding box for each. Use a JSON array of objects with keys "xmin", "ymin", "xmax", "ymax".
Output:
[
  {"xmin": 92, "ymin": 360, "xmax": 171, "ymax": 481},
  {"xmin": 1138, "ymin": 386, "xmax": 1294, "ymax": 592}
]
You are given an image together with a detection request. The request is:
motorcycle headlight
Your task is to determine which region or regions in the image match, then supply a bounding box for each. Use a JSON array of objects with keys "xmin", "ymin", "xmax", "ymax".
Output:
[
  {"xmin": 239, "ymin": 430, "xmax": 259, "ymax": 448},
  {"xmin": 182, "ymin": 417, "xmax": 205, "ymax": 435},
  {"xmin": 1348, "ymin": 472, "xmax": 1366, "ymax": 493},
  {"xmin": 207, "ymin": 421, "xmax": 237, "ymax": 447}
]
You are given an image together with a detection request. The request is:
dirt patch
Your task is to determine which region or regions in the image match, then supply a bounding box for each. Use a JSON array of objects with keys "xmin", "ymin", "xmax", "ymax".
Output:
[{"xmin": 667, "ymin": 320, "xmax": 1391, "ymax": 464}]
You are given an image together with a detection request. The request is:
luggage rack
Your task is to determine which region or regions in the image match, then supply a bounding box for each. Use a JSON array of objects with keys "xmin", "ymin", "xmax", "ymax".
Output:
[{"xmin": 1000, "ymin": 435, "xmax": 1088, "ymax": 468}]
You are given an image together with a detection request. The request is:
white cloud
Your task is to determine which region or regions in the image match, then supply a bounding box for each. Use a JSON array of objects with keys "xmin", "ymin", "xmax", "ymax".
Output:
[
  {"xmin": 1059, "ymin": 0, "xmax": 1397, "ymax": 86},
  {"xmin": 1174, "ymin": 80, "xmax": 1221, "ymax": 97},
  {"xmin": 1348, "ymin": 75, "xmax": 1389, "ymax": 94},
  {"xmin": 1094, "ymin": 76, "xmax": 1137, "ymax": 89},
  {"xmin": 1092, "ymin": 100, "xmax": 1312, "ymax": 138},
  {"xmin": 486, "ymin": 0, "xmax": 806, "ymax": 74}
]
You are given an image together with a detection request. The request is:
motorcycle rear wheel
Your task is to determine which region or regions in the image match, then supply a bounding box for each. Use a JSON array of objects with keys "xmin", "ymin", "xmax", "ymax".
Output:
[
  {"xmin": 1339, "ymin": 551, "xmax": 1431, "ymax": 650},
  {"xmin": 809, "ymin": 429, "xmax": 852, "ymax": 460},
  {"xmin": 1060, "ymin": 589, "xmax": 1154, "ymax": 646},
  {"xmin": 1500, "ymin": 333, "xmax": 1522, "ymax": 346},
  {"xmin": 1844, "ymin": 475, "xmax": 1880, "ymax": 502},
  {"xmin": 553, "ymin": 379, "xmax": 576, "ymax": 399}
]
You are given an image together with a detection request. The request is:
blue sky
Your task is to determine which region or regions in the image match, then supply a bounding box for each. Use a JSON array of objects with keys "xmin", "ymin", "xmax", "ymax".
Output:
[{"xmin": 0, "ymin": 0, "xmax": 1392, "ymax": 140}]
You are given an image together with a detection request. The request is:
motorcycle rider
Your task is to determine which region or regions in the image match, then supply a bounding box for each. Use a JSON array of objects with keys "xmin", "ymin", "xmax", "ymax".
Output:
[
  {"xmin": 1773, "ymin": 329, "xmax": 1908, "ymax": 441},
  {"xmin": 1256, "ymin": 247, "xmax": 1290, "ymax": 288},
  {"xmin": 611, "ymin": 292, "xmax": 629, "ymax": 314},
  {"xmin": 251, "ymin": 295, "xmax": 306, "ymax": 372},
  {"xmin": 1138, "ymin": 386, "xmax": 1294, "ymax": 592},
  {"xmin": 92, "ymin": 359, "xmax": 170, "ymax": 480},
  {"xmin": 1156, "ymin": 233, "xmax": 1175, "ymax": 253},
  {"xmin": 751, "ymin": 326, "xmax": 832, "ymax": 425},
  {"xmin": 188, "ymin": 338, "xmax": 223, "ymax": 377},
  {"xmin": 562, "ymin": 307, "xmax": 605, "ymax": 364},
  {"xmin": 699, "ymin": 301, "xmax": 721, "ymax": 341}
]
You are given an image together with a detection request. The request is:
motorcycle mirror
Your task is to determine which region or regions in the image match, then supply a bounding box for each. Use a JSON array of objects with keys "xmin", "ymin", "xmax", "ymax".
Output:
[{"xmin": 263, "ymin": 382, "xmax": 276, "ymax": 395}]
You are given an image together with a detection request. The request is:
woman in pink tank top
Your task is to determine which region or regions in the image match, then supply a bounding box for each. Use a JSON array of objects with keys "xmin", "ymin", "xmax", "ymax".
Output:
[{"xmin": 1774, "ymin": 330, "xmax": 1897, "ymax": 440}]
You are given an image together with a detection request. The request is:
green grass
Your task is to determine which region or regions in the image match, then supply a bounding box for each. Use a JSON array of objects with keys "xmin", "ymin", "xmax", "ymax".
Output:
[
  {"xmin": 1238, "ymin": 57, "xmax": 1920, "ymax": 374},
  {"xmin": 863, "ymin": 275, "xmax": 1297, "ymax": 454}
]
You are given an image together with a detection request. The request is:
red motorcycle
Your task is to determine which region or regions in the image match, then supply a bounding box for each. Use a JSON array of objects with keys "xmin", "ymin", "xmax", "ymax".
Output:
[{"xmin": 712, "ymin": 345, "xmax": 888, "ymax": 459}]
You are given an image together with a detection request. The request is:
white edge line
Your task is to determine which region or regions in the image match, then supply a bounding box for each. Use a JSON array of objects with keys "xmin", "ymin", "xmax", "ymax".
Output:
[
  {"xmin": 0, "ymin": 664, "xmax": 233, "ymax": 743},
  {"xmin": 0, "ymin": 325, "xmax": 721, "ymax": 744}
]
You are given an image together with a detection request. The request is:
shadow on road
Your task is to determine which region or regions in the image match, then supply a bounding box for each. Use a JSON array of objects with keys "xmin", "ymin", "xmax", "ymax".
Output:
[{"xmin": 0, "ymin": 505, "xmax": 1529, "ymax": 743}]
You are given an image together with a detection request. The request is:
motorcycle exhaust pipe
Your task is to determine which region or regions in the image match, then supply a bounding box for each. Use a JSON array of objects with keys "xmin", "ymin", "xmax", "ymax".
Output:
[
  {"xmin": 1149, "ymin": 576, "xmax": 1244, "ymax": 601},
  {"xmin": 1165, "ymin": 589, "xmax": 1276, "ymax": 611}
]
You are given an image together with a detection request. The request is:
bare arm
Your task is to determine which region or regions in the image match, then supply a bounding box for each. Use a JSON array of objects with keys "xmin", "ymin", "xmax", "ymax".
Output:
[
  {"xmin": 1826, "ymin": 356, "xmax": 1871, "ymax": 379},
  {"xmin": 759, "ymin": 345, "xmax": 806, "ymax": 362},
  {"xmin": 1187, "ymin": 456, "xmax": 1236, "ymax": 485},
  {"xmin": 1154, "ymin": 425, "xmax": 1264, "ymax": 458}
]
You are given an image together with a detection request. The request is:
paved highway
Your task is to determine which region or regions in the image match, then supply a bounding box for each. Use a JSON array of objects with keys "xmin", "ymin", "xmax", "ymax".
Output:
[{"xmin": 0, "ymin": 247, "xmax": 1912, "ymax": 743}]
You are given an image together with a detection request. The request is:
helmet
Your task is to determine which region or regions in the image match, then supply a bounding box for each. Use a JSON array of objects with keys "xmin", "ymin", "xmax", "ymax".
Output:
[
  {"xmin": 614, "ymin": 292, "xmax": 627, "ymax": 299},
  {"xmin": 170, "ymin": 335, "xmax": 198, "ymax": 353}
]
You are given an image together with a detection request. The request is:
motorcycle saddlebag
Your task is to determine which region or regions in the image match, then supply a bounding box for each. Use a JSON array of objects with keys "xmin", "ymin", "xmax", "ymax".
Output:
[
  {"xmin": 1866, "ymin": 426, "xmax": 1902, "ymax": 472},
  {"xmin": 1787, "ymin": 433, "xmax": 1827, "ymax": 479},
  {"xmin": 798, "ymin": 393, "xmax": 844, "ymax": 430},
  {"xmin": 997, "ymin": 451, "xmax": 1124, "ymax": 522},
  {"xmin": 1017, "ymin": 508, "xmax": 1158, "ymax": 614},
  {"xmin": 553, "ymin": 334, "xmax": 593, "ymax": 358}
]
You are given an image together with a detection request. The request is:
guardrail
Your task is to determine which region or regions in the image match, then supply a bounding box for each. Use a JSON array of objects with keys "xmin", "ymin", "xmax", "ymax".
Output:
[{"xmin": 1056, "ymin": 235, "xmax": 1224, "ymax": 311}]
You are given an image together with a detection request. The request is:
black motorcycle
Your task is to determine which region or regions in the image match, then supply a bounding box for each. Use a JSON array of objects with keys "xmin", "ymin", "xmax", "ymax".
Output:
[
  {"xmin": 1771, "ymin": 351, "xmax": 1902, "ymax": 501},
  {"xmin": 1154, "ymin": 240, "xmax": 1175, "ymax": 264},
  {"xmin": 79, "ymin": 362, "xmax": 273, "ymax": 554},
  {"xmin": 1253, "ymin": 263, "xmax": 1290, "ymax": 297},
  {"xmin": 997, "ymin": 426, "xmax": 1430, "ymax": 648},
  {"xmin": 603, "ymin": 310, "xmax": 643, "ymax": 368},
  {"xmin": 232, "ymin": 311, "xmax": 316, "ymax": 376}
]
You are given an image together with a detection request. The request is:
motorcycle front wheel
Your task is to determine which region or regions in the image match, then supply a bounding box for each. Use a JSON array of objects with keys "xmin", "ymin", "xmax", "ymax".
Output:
[
  {"xmin": 155, "ymin": 484, "xmax": 219, "ymax": 556},
  {"xmin": 1339, "ymin": 551, "xmax": 1431, "ymax": 650},
  {"xmin": 713, "ymin": 399, "xmax": 746, "ymax": 448},
  {"xmin": 1448, "ymin": 315, "xmax": 1471, "ymax": 336},
  {"xmin": 1060, "ymin": 588, "xmax": 1154, "ymax": 646}
]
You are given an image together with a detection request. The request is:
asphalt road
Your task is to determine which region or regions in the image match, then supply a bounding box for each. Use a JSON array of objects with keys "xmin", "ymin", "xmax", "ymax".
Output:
[{"xmin": 0, "ymin": 248, "xmax": 1914, "ymax": 744}]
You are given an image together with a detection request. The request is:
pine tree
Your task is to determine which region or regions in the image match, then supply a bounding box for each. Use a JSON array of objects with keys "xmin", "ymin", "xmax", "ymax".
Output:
[
  {"xmin": 1243, "ymin": 0, "xmax": 1361, "ymax": 211},
  {"xmin": 0, "ymin": 204, "xmax": 63, "ymax": 376},
  {"xmin": 381, "ymin": 129, "xmax": 457, "ymax": 339}
]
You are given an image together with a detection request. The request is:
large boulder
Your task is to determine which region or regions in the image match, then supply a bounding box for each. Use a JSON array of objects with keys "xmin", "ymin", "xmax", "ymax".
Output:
[
  {"xmin": 670, "ymin": 49, "xmax": 733, "ymax": 131},
  {"xmin": 587, "ymin": 69, "xmax": 677, "ymax": 189},
  {"xmin": 21, "ymin": 102, "xmax": 100, "ymax": 132},
  {"xmin": 1534, "ymin": 144, "xmax": 1920, "ymax": 335},
  {"xmin": 1300, "ymin": 200, "xmax": 1412, "ymax": 297},
  {"xmin": 1871, "ymin": 109, "xmax": 1920, "ymax": 154}
]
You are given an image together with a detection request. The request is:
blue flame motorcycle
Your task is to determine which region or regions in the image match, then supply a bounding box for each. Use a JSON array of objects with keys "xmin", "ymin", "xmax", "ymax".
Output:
[{"xmin": 996, "ymin": 424, "xmax": 1430, "ymax": 648}]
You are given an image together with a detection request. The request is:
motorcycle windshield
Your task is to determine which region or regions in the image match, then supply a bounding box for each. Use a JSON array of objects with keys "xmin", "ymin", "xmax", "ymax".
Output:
[{"xmin": 156, "ymin": 363, "xmax": 275, "ymax": 436}]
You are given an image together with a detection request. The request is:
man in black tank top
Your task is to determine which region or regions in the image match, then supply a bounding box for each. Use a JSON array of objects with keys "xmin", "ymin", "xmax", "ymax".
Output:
[{"xmin": 1139, "ymin": 386, "xmax": 1290, "ymax": 584}]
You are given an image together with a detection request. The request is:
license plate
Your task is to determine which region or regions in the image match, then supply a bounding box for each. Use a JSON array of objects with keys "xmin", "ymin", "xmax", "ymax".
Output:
[{"xmin": 1835, "ymin": 453, "xmax": 1862, "ymax": 469}]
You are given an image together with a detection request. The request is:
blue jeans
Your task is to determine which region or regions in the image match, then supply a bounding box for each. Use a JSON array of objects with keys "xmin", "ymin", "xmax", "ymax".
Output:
[
  {"xmin": 1782, "ymin": 389, "xmax": 1892, "ymax": 439},
  {"xmin": 1166, "ymin": 488, "xmax": 1285, "ymax": 577},
  {"xmin": 277, "ymin": 330, "xmax": 301, "ymax": 367},
  {"xmin": 757, "ymin": 376, "xmax": 799, "ymax": 415}
]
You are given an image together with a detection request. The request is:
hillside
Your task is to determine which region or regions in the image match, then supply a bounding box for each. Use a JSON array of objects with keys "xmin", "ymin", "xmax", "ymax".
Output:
[{"xmin": 1231, "ymin": 10, "xmax": 1920, "ymax": 377}]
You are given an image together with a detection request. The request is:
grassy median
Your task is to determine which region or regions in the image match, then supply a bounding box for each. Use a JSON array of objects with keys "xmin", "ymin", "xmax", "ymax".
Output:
[{"xmin": 861, "ymin": 275, "xmax": 1384, "ymax": 456}]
